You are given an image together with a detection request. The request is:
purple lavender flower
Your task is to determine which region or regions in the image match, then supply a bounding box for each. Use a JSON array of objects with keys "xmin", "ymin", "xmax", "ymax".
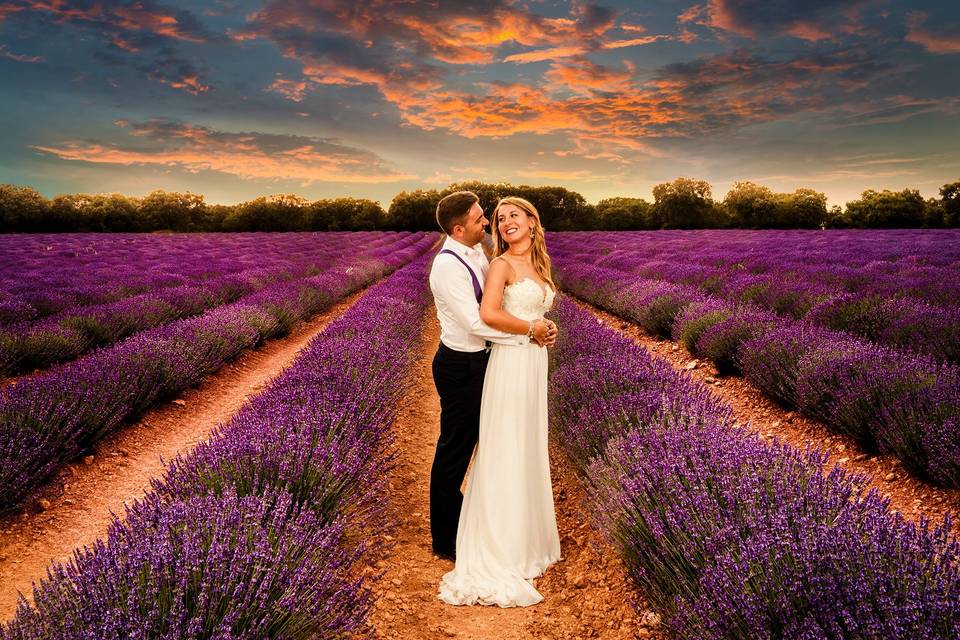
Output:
[
  {"xmin": 550, "ymin": 297, "xmax": 960, "ymax": 638},
  {"xmin": 2, "ymin": 491, "xmax": 372, "ymax": 639},
  {"xmin": 0, "ymin": 233, "xmax": 437, "ymax": 513},
  {"xmin": 2, "ymin": 252, "xmax": 435, "ymax": 638}
]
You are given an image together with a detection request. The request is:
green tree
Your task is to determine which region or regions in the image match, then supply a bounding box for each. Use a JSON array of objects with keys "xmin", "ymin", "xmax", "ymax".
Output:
[
  {"xmin": 0, "ymin": 184, "xmax": 51, "ymax": 232},
  {"xmin": 440, "ymin": 181, "xmax": 510, "ymax": 218},
  {"xmin": 523, "ymin": 185, "xmax": 594, "ymax": 230},
  {"xmin": 723, "ymin": 181, "xmax": 778, "ymax": 228},
  {"xmin": 651, "ymin": 178, "xmax": 725, "ymax": 228},
  {"xmin": 842, "ymin": 189, "xmax": 928, "ymax": 228},
  {"xmin": 775, "ymin": 188, "xmax": 828, "ymax": 228},
  {"xmin": 205, "ymin": 204, "xmax": 233, "ymax": 231},
  {"xmin": 86, "ymin": 193, "xmax": 140, "ymax": 231},
  {"xmin": 49, "ymin": 194, "xmax": 96, "ymax": 232},
  {"xmin": 307, "ymin": 198, "xmax": 386, "ymax": 230},
  {"xmin": 940, "ymin": 180, "xmax": 960, "ymax": 227},
  {"xmin": 437, "ymin": 181, "xmax": 594, "ymax": 230},
  {"xmin": 138, "ymin": 190, "xmax": 208, "ymax": 231},
  {"xmin": 595, "ymin": 197, "xmax": 652, "ymax": 230},
  {"xmin": 222, "ymin": 194, "xmax": 308, "ymax": 231},
  {"xmin": 387, "ymin": 189, "xmax": 441, "ymax": 231}
]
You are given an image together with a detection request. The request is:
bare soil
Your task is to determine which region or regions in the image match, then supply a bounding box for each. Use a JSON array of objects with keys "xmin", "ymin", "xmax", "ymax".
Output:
[
  {"xmin": 574, "ymin": 297, "xmax": 960, "ymax": 527},
  {"xmin": 362, "ymin": 311, "xmax": 664, "ymax": 639},
  {"xmin": 0, "ymin": 290, "xmax": 366, "ymax": 621}
]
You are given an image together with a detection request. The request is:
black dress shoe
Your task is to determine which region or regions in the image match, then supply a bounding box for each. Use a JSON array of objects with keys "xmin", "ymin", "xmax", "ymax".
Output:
[{"xmin": 433, "ymin": 549, "xmax": 456, "ymax": 562}]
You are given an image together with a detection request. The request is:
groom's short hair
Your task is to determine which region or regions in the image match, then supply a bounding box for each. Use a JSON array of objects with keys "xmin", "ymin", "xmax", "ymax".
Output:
[{"xmin": 436, "ymin": 191, "xmax": 479, "ymax": 235}]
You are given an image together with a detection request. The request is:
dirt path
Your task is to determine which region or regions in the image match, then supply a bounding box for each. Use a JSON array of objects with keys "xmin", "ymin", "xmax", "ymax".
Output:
[
  {"xmin": 0, "ymin": 289, "xmax": 367, "ymax": 621},
  {"xmin": 363, "ymin": 310, "xmax": 662, "ymax": 640},
  {"xmin": 574, "ymin": 298, "xmax": 960, "ymax": 527}
]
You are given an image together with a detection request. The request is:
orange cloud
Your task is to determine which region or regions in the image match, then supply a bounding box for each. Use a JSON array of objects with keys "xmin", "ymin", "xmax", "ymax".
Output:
[
  {"xmin": 503, "ymin": 33, "xmax": 670, "ymax": 63},
  {"xmin": 783, "ymin": 21, "xmax": 832, "ymax": 42},
  {"xmin": 267, "ymin": 76, "xmax": 312, "ymax": 101},
  {"xmin": 603, "ymin": 35, "xmax": 671, "ymax": 49},
  {"xmin": 679, "ymin": 0, "xmax": 867, "ymax": 42},
  {"xmin": 243, "ymin": 0, "xmax": 620, "ymax": 67},
  {"xmin": 544, "ymin": 57, "xmax": 634, "ymax": 96},
  {"xmin": 110, "ymin": 34, "xmax": 140, "ymax": 52},
  {"xmin": 112, "ymin": 4, "xmax": 205, "ymax": 42},
  {"xmin": 678, "ymin": 5, "xmax": 706, "ymax": 25},
  {"xmin": 32, "ymin": 120, "xmax": 415, "ymax": 184},
  {"xmin": 503, "ymin": 45, "xmax": 588, "ymax": 63},
  {"xmin": 9, "ymin": 0, "xmax": 208, "ymax": 42},
  {"xmin": 236, "ymin": 1, "xmax": 900, "ymax": 167},
  {"xmin": 906, "ymin": 12, "xmax": 960, "ymax": 54},
  {"xmin": 394, "ymin": 11, "xmax": 576, "ymax": 65},
  {"xmin": 165, "ymin": 74, "xmax": 208, "ymax": 94}
]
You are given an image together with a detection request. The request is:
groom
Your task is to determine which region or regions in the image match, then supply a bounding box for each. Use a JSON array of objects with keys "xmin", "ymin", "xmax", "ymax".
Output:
[{"xmin": 428, "ymin": 190, "xmax": 556, "ymax": 561}]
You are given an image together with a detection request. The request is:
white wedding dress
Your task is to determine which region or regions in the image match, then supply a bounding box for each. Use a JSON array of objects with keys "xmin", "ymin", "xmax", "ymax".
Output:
[{"xmin": 437, "ymin": 278, "xmax": 561, "ymax": 607}]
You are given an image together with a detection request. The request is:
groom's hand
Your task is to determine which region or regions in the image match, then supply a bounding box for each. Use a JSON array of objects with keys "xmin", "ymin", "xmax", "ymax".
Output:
[{"xmin": 532, "ymin": 319, "xmax": 558, "ymax": 348}]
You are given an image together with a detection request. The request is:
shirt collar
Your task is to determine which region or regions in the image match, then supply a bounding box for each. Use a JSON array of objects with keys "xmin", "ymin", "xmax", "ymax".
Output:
[{"xmin": 444, "ymin": 236, "xmax": 483, "ymax": 259}]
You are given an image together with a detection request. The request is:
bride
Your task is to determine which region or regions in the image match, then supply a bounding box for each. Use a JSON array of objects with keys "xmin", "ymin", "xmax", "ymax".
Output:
[{"xmin": 437, "ymin": 196, "xmax": 561, "ymax": 608}]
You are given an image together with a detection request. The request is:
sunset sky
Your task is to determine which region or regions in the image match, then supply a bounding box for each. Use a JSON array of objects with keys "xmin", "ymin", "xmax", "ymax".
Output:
[{"xmin": 1, "ymin": 0, "xmax": 959, "ymax": 208}]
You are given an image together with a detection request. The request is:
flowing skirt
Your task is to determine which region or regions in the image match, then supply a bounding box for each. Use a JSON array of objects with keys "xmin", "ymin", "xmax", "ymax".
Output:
[{"xmin": 437, "ymin": 342, "xmax": 561, "ymax": 607}]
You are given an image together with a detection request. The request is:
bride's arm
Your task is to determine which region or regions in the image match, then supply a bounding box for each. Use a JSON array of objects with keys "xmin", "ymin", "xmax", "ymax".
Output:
[
  {"xmin": 479, "ymin": 259, "xmax": 530, "ymax": 334},
  {"xmin": 481, "ymin": 259, "xmax": 552, "ymax": 343}
]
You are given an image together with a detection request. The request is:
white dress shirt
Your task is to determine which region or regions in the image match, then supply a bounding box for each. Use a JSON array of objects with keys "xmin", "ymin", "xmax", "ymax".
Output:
[{"xmin": 429, "ymin": 235, "xmax": 529, "ymax": 352}]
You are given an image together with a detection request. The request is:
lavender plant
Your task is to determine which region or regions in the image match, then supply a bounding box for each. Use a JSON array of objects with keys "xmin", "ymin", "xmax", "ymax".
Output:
[
  {"xmin": 0, "ymin": 233, "xmax": 436, "ymax": 513},
  {"xmin": 550, "ymin": 299, "xmax": 960, "ymax": 639},
  {"xmin": 551, "ymin": 239, "xmax": 960, "ymax": 489},
  {"xmin": 549, "ymin": 230, "xmax": 960, "ymax": 363},
  {"xmin": 2, "ymin": 252, "xmax": 435, "ymax": 639}
]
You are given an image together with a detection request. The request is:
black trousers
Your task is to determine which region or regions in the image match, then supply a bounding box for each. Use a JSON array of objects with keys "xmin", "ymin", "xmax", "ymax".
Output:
[{"xmin": 429, "ymin": 341, "xmax": 489, "ymax": 555}]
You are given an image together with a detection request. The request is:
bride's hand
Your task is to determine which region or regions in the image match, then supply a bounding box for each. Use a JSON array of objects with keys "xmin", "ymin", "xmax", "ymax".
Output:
[{"xmin": 532, "ymin": 320, "xmax": 557, "ymax": 348}]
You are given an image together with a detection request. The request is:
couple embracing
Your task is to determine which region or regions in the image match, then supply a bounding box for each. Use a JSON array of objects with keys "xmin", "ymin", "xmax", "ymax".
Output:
[{"xmin": 428, "ymin": 191, "xmax": 561, "ymax": 608}]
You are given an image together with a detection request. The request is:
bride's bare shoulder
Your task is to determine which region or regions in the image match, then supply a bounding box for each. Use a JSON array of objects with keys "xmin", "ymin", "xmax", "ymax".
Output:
[{"xmin": 489, "ymin": 255, "xmax": 517, "ymax": 281}]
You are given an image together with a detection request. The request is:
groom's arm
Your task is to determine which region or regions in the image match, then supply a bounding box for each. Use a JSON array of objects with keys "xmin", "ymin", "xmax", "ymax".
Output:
[{"xmin": 430, "ymin": 259, "xmax": 529, "ymax": 346}]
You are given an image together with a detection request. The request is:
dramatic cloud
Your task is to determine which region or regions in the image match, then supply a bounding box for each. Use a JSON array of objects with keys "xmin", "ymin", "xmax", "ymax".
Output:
[
  {"xmin": 906, "ymin": 11, "xmax": 960, "ymax": 54},
  {"xmin": 2, "ymin": 0, "xmax": 957, "ymax": 206},
  {"xmin": 32, "ymin": 119, "xmax": 415, "ymax": 184},
  {"xmin": 350, "ymin": 45, "xmax": 903, "ymax": 152},
  {"xmin": 237, "ymin": 2, "xmax": 697, "ymax": 154},
  {"xmin": 137, "ymin": 48, "xmax": 210, "ymax": 94},
  {"xmin": 237, "ymin": 0, "xmax": 620, "ymax": 65},
  {"xmin": 679, "ymin": 0, "xmax": 870, "ymax": 41},
  {"xmin": 0, "ymin": 0, "xmax": 216, "ymax": 44}
]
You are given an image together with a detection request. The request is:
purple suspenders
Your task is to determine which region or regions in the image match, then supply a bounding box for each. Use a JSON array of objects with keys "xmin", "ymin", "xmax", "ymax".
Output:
[{"xmin": 439, "ymin": 249, "xmax": 483, "ymax": 303}]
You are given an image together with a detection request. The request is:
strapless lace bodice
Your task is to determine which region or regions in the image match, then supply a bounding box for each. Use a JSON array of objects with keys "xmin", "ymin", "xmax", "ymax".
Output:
[{"xmin": 502, "ymin": 278, "xmax": 555, "ymax": 322}]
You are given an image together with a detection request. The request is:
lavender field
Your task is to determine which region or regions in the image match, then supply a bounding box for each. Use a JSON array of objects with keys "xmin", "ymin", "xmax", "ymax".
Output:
[
  {"xmin": 1, "ymin": 229, "xmax": 958, "ymax": 638},
  {"xmin": 546, "ymin": 229, "xmax": 960, "ymax": 638},
  {"xmin": 551, "ymin": 230, "xmax": 960, "ymax": 489}
]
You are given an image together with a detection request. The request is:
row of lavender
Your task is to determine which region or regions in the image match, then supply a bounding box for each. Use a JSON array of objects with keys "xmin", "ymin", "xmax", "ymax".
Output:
[
  {"xmin": 558, "ymin": 229, "xmax": 960, "ymax": 305},
  {"xmin": 1, "ymin": 254, "xmax": 433, "ymax": 639},
  {"xmin": 0, "ymin": 233, "xmax": 435, "ymax": 513},
  {"xmin": 549, "ymin": 299, "xmax": 960, "ymax": 638},
  {"xmin": 0, "ymin": 233, "xmax": 411, "ymax": 376},
  {"xmin": 0, "ymin": 233, "xmax": 392, "ymax": 326},
  {"xmin": 553, "ymin": 258, "xmax": 960, "ymax": 490},
  {"xmin": 550, "ymin": 231, "xmax": 960, "ymax": 363}
]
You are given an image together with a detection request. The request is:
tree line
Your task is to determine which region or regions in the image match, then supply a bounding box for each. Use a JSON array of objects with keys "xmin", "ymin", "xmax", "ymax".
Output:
[{"xmin": 1, "ymin": 178, "xmax": 957, "ymax": 232}]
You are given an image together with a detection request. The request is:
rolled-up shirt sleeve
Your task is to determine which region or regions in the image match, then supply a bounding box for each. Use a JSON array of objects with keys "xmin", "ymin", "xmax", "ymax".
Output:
[{"xmin": 430, "ymin": 257, "xmax": 529, "ymax": 346}]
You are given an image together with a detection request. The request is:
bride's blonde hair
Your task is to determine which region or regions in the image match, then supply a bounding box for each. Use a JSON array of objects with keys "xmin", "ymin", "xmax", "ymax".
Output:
[{"xmin": 491, "ymin": 196, "xmax": 555, "ymax": 291}]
